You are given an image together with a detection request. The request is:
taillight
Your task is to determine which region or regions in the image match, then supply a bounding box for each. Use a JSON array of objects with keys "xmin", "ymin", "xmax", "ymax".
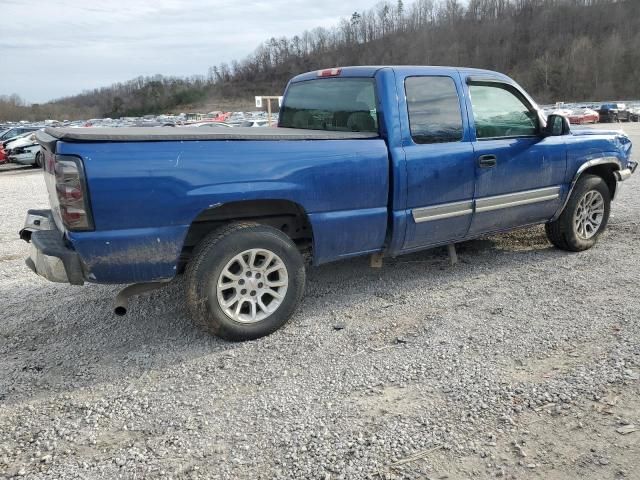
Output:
[{"xmin": 53, "ymin": 156, "xmax": 93, "ymax": 231}]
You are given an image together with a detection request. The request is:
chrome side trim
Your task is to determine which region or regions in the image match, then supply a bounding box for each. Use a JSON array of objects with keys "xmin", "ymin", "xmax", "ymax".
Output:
[
  {"xmin": 412, "ymin": 200, "xmax": 473, "ymax": 223},
  {"xmin": 551, "ymin": 156, "xmax": 622, "ymax": 220},
  {"xmin": 475, "ymin": 186, "xmax": 561, "ymax": 213},
  {"xmin": 412, "ymin": 187, "xmax": 561, "ymax": 223}
]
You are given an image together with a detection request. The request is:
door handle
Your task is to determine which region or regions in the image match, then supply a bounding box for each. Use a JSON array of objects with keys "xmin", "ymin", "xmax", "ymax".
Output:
[{"xmin": 478, "ymin": 154, "xmax": 497, "ymax": 168}]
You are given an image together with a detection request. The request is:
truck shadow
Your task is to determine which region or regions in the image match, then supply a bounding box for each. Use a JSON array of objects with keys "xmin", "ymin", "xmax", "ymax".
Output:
[{"xmin": 1, "ymin": 225, "xmax": 560, "ymax": 404}]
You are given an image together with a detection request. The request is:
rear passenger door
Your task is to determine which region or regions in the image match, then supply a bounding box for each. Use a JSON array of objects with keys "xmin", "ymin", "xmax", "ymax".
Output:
[{"xmin": 399, "ymin": 74, "xmax": 477, "ymax": 250}]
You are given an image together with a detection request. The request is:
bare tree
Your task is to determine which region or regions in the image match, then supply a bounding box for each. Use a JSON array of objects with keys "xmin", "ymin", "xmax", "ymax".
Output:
[{"xmin": 3, "ymin": 0, "xmax": 639, "ymax": 121}]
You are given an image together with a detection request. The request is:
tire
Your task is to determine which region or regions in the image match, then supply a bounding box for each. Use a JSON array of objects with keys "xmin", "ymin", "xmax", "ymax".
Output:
[
  {"xmin": 545, "ymin": 174, "xmax": 610, "ymax": 252},
  {"xmin": 185, "ymin": 222, "xmax": 306, "ymax": 341},
  {"xmin": 34, "ymin": 152, "xmax": 43, "ymax": 168}
]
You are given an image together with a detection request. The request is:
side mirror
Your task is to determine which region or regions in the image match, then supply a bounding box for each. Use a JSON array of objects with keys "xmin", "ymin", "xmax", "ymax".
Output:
[{"xmin": 544, "ymin": 114, "xmax": 570, "ymax": 136}]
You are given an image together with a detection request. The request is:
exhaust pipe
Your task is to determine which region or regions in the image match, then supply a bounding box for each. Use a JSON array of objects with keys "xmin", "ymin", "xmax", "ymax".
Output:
[{"xmin": 114, "ymin": 282, "xmax": 170, "ymax": 316}]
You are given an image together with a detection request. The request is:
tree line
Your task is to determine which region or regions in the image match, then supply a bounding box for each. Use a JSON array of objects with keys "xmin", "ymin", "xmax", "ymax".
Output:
[{"xmin": 2, "ymin": 0, "xmax": 639, "ymax": 122}]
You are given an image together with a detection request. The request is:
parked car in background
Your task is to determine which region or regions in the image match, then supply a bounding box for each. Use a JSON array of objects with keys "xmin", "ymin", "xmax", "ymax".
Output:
[
  {"xmin": 247, "ymin": 120, "xmax": 270, "ymax": 127},
  {"xmin": 598, "ymin": 103, "xmax": 629, "ymax": 122},
  {"xmin": 185, "ymin": 122, "xmax": 233, "ymax": 128},
  {"xmin": 568, "ymin": 108, "xmax": 599, "ymax": 125},
  {"xmin": 3, "ymin": 131, "xmax": 43, "ymax": 167},
  {"xmin": 229, "ymin": 120, "xmax": 271, "ymax": 128},
  {"xmin": 9, "ymin": 144, "xmax": 41, "ymax": 167},
  {"xmin": 551, "ymin": 108, "xmax": 572, "ymax": 118},
  {"xmin": 4, "ymin": 132, "xmax": 38, "ymax": 152},
  {"xmin": 628, "ymin": 105, "xmax": 640, "ymax": 122}
]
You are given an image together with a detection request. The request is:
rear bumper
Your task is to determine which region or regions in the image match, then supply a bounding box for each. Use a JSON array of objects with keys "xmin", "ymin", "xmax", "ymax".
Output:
[{"xmin": 20, "ymin": 209, "xmax": 85, "ymax": 285}]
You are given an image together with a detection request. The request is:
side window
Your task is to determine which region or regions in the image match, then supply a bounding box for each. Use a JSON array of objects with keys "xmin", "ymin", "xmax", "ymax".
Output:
[
  {"xmin": 468, "ymin": 83, "xmax": 538, "ymax": 139},
  {"xmin": 405, "ymin": 76, "xmax": 463, "ymax": 144}
]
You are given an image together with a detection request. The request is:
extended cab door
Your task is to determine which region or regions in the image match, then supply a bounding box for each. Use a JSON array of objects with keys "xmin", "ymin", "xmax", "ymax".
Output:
[
  {"xmin": 398, "ymin": 73, "xmax": 477, "ymax": 250},
  {"xmin": 463, "ymin": 77, "xmax": 566, "ymax": 236}
]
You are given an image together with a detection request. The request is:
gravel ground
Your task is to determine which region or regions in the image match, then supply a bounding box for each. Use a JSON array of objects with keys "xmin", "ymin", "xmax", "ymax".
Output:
[{"xmin": 1, "ymin": 125, "xmax": 639, "ymax": 479}]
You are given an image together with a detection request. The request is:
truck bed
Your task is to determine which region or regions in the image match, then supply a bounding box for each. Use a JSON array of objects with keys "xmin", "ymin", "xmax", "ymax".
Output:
[{"xmin": 39, "ymin": 126, "xmax": 379, "ymax": 145}]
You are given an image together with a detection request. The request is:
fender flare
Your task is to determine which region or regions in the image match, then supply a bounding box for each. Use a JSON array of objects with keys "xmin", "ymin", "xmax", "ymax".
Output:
[{"xmin": 550, "ymin": 156, "xmax": 621, "ymax": 221}]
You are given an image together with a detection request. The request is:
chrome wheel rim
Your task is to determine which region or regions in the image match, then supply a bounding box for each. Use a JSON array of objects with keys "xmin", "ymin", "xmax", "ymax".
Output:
[
  {"xmin": 216, "ymin": 248, "xmax": 288, "ymax": 324},
  {"xmin": 573, "ymin": 190, "xmax": 605, "ymax": 240}
]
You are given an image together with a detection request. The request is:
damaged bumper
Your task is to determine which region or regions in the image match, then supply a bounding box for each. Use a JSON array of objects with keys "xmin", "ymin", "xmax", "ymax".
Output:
[
  {"xmin": 615, "ymin": 160, "xmax": 637, "ymax": 181},
  {"xmin": 612, "ymin": 160, "xmax": 637, "ymax": 200},
  {"xmin": 19, "ymin": 209, "xmax": 84, "ymax": 285}
]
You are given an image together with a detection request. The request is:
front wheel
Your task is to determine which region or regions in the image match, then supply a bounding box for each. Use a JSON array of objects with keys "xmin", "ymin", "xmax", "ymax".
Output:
[
  {"xmin": 185, "ymin": 222, "xmax": 306, "ymax": 341},
  {"xmin": 545, "ymin": 174, "xmax": 610, "ymax": 252}
]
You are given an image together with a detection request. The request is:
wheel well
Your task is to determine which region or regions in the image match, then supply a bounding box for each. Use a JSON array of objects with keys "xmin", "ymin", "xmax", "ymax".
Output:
[
  {"xmin": 180, "ymin": 200, "xmax": 313, "ymax": 267},
  {"xmin": 579, "ymin": 164, "xmax": 617, "ymax": 199}
]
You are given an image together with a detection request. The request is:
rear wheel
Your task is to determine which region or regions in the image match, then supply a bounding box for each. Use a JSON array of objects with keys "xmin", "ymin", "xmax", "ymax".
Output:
[
  {"xmin": 545, "ymin": 175, "xmax": 610, "ymax": 252},
  {"xmin": 185, "ymin": 222, "xmax": 306, "ymax": 341}
]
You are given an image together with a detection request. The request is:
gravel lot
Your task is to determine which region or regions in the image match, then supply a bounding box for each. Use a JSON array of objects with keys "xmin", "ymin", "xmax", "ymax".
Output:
[{"xmin": 1, "ymin": 125, "xmax": 639, "ymax": 479}]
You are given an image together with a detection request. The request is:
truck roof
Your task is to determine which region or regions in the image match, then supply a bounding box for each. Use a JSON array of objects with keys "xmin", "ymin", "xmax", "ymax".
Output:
[{"xmin": 290, "ymin": 66, "xmax": 511, "ymax": 83}]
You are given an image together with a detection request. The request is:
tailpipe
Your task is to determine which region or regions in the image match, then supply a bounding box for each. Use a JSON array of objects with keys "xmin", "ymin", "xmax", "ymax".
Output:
[{"xmin": 114, "ymin": 282, "xmax": 170, "ymax": 316}]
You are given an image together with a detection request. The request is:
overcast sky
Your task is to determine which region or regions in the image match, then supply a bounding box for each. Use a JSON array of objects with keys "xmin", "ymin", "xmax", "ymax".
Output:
[{"xmin": 1, "ymin": 0, "xmax": 386, "ymax": 104}]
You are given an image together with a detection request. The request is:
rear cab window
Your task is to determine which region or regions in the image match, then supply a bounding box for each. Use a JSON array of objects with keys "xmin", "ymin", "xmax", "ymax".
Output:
[{"xmin": 279, "ymin": 78, "xmax": 378, "ymax": 133}]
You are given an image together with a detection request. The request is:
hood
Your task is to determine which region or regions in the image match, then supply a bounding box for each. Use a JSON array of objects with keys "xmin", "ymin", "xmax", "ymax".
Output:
[
  {"xmin": 5, "ymin": 137, "xmax": 37, "ymax": 150},
  {"xmin": 571, "ymin": 127, "xmax": 633, "ymax": 164}
]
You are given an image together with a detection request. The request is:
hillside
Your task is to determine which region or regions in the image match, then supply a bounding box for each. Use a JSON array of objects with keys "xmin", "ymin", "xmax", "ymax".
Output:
[{"xmin": 2, "ymin": 0, "xmax": 639, "ymax": 121}]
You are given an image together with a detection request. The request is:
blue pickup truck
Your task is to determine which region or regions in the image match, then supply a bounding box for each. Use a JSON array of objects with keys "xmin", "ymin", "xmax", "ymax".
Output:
[{"xmin": 22, "ymin": 66, "xmax": 636, "ymax": 340}]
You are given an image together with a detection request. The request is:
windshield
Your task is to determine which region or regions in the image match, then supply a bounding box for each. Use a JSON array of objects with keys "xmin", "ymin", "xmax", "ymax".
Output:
[
  {"xmin": 279, "ymin": 78, "xmax": 378, "ymax": 133},
  {"xmin": 0, "ymin": 129, "xmax": 16, "ymax": 140}
]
